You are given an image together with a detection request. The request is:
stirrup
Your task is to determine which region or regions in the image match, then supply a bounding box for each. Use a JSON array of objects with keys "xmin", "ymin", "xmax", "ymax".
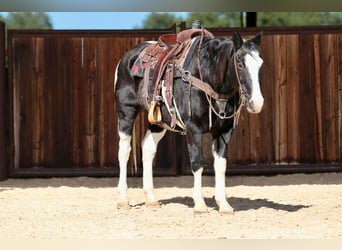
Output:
[{"xmin": 148, "ymin": 101, "xmax": 162, "ymax": 124}]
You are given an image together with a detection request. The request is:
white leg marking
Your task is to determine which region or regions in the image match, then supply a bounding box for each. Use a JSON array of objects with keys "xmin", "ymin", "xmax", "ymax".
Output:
[
  {"xmin": 117, "ymin": 131, "xmax": 131, "ymax": 208},
  {"xmin": 245, "ymin": 51, "xmax": 264, "ymax": 113},
  {"xmin": 213, "ymin": 150, "xmax": 234, "ymax": 213},
  {"xmin": 141, "ymin": 129, "xmax": 166, "ymax": 206},
  {"xmin": 193, "ymin": 167, "xmax": 208, "ymax": 213}
]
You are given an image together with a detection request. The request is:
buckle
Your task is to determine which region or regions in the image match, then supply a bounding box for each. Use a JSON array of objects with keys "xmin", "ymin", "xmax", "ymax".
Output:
[{"xmin": 182, "ymin": 70, "xmax": 191, "ymax": 82}]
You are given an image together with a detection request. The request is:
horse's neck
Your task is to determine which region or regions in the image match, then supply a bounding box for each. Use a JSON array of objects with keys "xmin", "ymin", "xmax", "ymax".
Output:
[{"xmin": 199, "ymin": 43, "xmax": 237, "ymax": 97}]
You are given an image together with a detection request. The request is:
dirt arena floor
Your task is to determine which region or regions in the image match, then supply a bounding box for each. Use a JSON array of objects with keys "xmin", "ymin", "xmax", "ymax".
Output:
[{"xmin": 0, "ymin": 172, "xmax": 341, "ymax": 239}]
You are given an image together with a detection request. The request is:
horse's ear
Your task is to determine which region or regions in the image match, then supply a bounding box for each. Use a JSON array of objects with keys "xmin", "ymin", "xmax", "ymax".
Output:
[
  {"xmin": 233, "ymin": 32, "xmax": 244, "ymax": 50},
  {"xmin": 251, "ymin": 32, "xmax": 262, "ymax": 46}
]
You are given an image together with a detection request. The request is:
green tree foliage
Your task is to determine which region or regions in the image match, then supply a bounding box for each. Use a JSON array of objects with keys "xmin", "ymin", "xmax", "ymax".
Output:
[
  {"xmin": 0, "ymin": 12, "xmax": 52, "ymax": 29},
  {"xmin": 140, "ymin": 12, "xmax": 342, "ymax": 29},
  {"xmin": 258, "ymin": 12, "xmax": 342, "ymax": 26},
  {"xmin": 186, "ymin": 12, "xmax": 242, "ymax": 28},
  {"xmin": 140, "ymin": 13, "xmax": 183, "ymax": 29}
]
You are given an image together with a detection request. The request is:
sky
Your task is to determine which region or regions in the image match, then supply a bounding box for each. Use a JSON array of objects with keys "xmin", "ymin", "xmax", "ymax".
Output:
[
  {"xmin": 38, "ymin": 12, "xmax": 187, "ymax": 30},
  {"xmin": 0, "ymin": 12, "xmax": 188, "ymax": 29},
  {"xmin": 47, "ymin": 12, "xmax": 153, "ymax": 29}
]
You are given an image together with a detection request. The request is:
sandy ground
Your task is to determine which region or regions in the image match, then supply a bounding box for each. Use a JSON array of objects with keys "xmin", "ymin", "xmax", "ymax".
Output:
[{"xmin": 0, "ymin": 172, "xmax": 341, "ymax": 239}]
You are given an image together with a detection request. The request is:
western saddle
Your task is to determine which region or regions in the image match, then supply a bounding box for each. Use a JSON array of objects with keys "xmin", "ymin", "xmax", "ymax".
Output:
[{"xmin": 132, "ymin": 23, "xmax": 215, "ymax": 134}]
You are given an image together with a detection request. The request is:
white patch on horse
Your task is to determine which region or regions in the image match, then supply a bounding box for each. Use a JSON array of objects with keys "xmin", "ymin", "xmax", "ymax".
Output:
[
  {"xmin": 212, "ymin": 150, "xmax": 234, "ymax": 213},
  {"xmin": 141, "ymin": 129, "xmax": 166, "ymax": 204},
  {"xmin": 114, "ymin": 59, "xmax": 121, "ymax": 89},
  {"xmin": 193, "ymin": 167, "xmax": 207, "ymax": 212},
  {"xmin": 213, "ymin": 151, "xmax": 227, "ymax": 201},
  {"xmin": 245, "ymin": 51, "xmax": 264, "ymax": 113},
  {"xmin": 117, "ymin": 131, "xmax": 132, "ymax": 204}
]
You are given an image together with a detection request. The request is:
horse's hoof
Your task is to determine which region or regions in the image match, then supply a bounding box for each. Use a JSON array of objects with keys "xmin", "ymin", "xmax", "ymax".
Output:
[
  {"xmin": 117, "ymin": 201, "xmax": 131, "ymax": 209},
  {"xmin": 145, "ymin": 201, "xmax": 161, "ymax": 209},
  {"xmin": 193, "ymin": 207, "xmax": 209, "ymax": 214},
  {"xmin": 219, "ymin": 207, "xmax": 234, "ymax": 214}
]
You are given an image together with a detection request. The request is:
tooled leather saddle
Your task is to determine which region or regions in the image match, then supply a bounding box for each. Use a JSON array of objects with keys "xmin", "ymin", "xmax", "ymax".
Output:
[{"xmin": 131, "ymin": 27, "xmax": 215, "ymax": 133}]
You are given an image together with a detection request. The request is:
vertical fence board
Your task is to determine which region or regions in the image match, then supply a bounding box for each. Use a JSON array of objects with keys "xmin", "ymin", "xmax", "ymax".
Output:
[
  {"xmin": 337, "ymin": 34, "xmax": 342, "ymax": 160},
  {"xmin": 313, "ymin": 34, "xmax": 324, "ymax": 162},
  {"xmin": 273, "ymin": 35, "xmax": 288, "ymax": 163},
  {"xmin": 69, "ymin": 38, "xmax": 82, "ymax": 166},
  {"xmin": 298, "ymin": 34, "xmax": 319, "ymax": 162},
  {"xmin": 31, "ymin": 38, "xmax": 45, "ymax": 167},
  {"xmin": 286, "ymin": 35, "xmax": 300, "ymax": 162},
  {"xmin": 81, "ymin": 37, "xmax": 97, "ymax": 166},
  {"xmin": 18, "ymin": 38, "xmax": 35, "ymax": 168},
  {"xmin": 0, "ymin": 21, "xmax": 6, "ymax": 180},
  {"xmin": 258, "ymin": 34, "xmax": 275, "ymax": 164},
  {"xmin": 321, "ymin": 34, "xmax": 338, "ymax": 162},
  {"xmin": 96, "ymin": 38, "xmax": 108, "ymax": 167}
]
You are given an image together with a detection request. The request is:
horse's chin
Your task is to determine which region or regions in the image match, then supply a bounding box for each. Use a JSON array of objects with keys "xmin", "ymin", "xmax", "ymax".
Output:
[{"xmin": 247, "ymin": 107, "xmax": 262, "ymax": 114}]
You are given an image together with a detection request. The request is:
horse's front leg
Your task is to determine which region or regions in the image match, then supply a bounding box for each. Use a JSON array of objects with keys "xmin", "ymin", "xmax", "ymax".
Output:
[
  {"xmin": 186, "ymin": 125, "xmax": 208, "ymax": 213},
  {"xmin": 141, "ymin": 127, "xmax": 166, "ymax": 207},
  {"xmin": 212, "ymin": 131, "xmax": 234, "ymax": 214}
]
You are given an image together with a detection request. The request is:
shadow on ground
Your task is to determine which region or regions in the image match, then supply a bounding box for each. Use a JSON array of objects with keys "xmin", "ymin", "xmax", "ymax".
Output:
[{"xmin": 158, "ymin": 196, "xmax": 311, "ymax": 212}]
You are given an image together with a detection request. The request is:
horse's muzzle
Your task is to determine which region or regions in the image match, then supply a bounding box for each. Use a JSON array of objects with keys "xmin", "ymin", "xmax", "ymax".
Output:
[{"xmin": 247, "ymin": 98, "xmax": 264, "ymax": 114}]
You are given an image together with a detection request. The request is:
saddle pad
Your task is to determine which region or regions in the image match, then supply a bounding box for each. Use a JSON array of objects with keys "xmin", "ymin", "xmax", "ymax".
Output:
[{"xmin": 131, "ymin": 55, "xmax": 182, "ymax": 79}]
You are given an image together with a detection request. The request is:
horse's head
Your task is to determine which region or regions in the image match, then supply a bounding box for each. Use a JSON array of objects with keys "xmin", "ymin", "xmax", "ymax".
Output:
[{"xmin": 233, "ymin": 32, "xmax": 264, "ymax": 114}]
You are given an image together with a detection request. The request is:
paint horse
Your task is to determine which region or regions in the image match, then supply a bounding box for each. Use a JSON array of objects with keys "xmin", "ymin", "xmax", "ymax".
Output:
[{"xmin": 114, "ymin": 26, "xmax": 264, "ymax": 213}]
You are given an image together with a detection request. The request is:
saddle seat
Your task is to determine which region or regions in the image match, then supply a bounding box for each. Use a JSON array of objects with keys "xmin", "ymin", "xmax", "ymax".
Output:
[{"xmin": 132, "ymin": 27, "xmax": 215, "ymax": 133}]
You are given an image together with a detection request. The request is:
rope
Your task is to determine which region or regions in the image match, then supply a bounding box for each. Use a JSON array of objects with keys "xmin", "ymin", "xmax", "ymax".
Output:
[{"xmin": 193, "ymin": 37, "xmax": 246, "ymax": 129}]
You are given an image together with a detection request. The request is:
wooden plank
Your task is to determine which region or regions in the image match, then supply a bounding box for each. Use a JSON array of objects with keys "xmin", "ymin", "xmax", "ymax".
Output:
[
  {"xmin": 320, "ymin": 34, "xmax": 338, "ymax": 161},
  {"xmin": 108, "ymin": 38, "xmax": 121, "ymax": 168},
  {"xmin": 96, "ymin": 38, "xmax": 108, "ymax": 168},
  {"xmin": 69, "ymin": 37, "xmax": 83, "ymax": 166},
  {"xmin": 81, "ymin": 37, "xmax": 97, "ymax": 166},
  {"xmin": 11, "ymin": 37, "xmax": 22, "ymax": 169},
  {"xmin": 0, "ymin": 21, "xmax": 7, "ymax": 180},
  {"xmin": 18, "ymin": 38, "xmax": 35, "ymax": 168},
  {"xmin": 286, "ymin": 34, "xmax": 300, "ymax": 163},
  {"xmin": 337, "ymin": 34, "xmax": 342, "ymax": 160},
  {"xmin": 31, "ymin": 38, "xmax": 45, "ymax": 167},
  {"xmin": 258, "ymin": 34, "xmax": 276, "ymax": 164},
  {"xmin": 298, "ymin": 34, "xmax": 318, "ymax": 162},
  {"xmin": 313, "ymin": 34, "xmax": 324, "ymax": 162},
  {"xmin": 228, "ymin": 110, "xmax": 251, "ymax": 164},
  {"xmin": 273, "ymin": 35, "xmax": 288, "ymax": 163}
]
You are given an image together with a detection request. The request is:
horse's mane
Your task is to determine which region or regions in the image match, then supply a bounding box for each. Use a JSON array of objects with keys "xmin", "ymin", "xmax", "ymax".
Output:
[{"xmin": 197, "ymin": 37, "xmax": 235, "ymax": 89}]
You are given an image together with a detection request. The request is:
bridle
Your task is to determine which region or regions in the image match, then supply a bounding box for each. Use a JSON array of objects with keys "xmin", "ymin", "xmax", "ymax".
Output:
[{"xmin": 180, "ymin": 33, "xmax": 247, "ymax": 129}]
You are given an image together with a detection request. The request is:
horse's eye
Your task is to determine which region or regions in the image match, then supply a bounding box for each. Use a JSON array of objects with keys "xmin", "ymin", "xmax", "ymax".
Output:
[{"xmin": 237, "ymin": 62, "xmax": 245, "ymax": 69}]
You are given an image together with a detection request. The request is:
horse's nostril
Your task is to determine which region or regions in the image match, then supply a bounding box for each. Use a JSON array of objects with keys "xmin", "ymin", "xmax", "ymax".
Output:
[{"xmin": 248, "ymin": 101, "xmax": 255, "ymax": 110}]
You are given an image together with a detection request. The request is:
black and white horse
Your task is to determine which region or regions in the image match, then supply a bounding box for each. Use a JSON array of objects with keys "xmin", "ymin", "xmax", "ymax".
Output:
[{"xmin": 114, "ymin": 31, "xmax": 263, "ymax": 213}]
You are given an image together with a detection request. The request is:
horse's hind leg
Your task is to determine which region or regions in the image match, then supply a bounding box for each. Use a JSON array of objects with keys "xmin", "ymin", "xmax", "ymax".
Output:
[
  {"xmin": 116, "ymin": 108, "xmax": 138, "ymax": 209},
  {"xmin": 141, "ymin": 126, "xmax": 166, "ymax": 207},
  {"xmin": 117, "ymin": 129, "xmax": 132, "ymax": 209}
]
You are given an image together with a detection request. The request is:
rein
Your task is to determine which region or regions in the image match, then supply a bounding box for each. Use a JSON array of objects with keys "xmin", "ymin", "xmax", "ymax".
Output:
[{"xmin": 180, "ymin": 36, "xmax": 246, "ymax": 129}]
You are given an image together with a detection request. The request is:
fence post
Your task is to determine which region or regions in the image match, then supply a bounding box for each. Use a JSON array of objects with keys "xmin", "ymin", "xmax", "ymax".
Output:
[{"xmin": 0, "ymin": 21, "xmax": 8, "ymax": 181}]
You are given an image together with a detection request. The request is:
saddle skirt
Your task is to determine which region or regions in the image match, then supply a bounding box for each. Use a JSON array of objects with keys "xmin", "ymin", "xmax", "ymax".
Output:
[{"xmin": 130, "ymin": 28, "xmax": 215, "ymax": 134}]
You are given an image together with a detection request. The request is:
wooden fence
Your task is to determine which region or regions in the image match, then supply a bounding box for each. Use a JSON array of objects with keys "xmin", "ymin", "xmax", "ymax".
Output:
[{"xmin": 2, "ymin": 25, "xmax": 342, "ymax": 179}]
